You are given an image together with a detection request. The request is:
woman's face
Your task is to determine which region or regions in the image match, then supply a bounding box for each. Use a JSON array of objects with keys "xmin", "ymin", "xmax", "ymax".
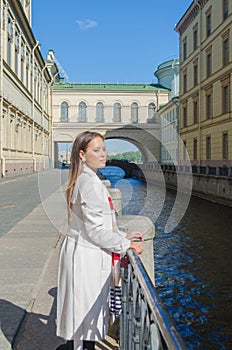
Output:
[{"xmin": 80, "ymin": 136, "xmax": 106, "ymax": 172}]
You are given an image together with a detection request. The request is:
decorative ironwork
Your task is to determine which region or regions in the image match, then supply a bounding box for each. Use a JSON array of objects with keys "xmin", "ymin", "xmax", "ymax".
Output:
[{"xmin": 120, "ymin": 250, "xmax": 185, "ymax": 350}]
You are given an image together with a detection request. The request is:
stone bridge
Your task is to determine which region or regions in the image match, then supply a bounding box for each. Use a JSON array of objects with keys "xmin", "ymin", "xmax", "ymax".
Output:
[
  {"xmin": 53, "ymin": 123, "xmax": 161, "ymax": 167},
  {"xmin": 51, "ymin": 82, "xmax": 169, "ymax": 167}
]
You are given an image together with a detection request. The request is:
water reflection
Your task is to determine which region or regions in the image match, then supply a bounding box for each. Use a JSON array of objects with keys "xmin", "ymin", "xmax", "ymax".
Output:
[{"xmin": 100, "ymin": 166, "xmax": 232, "ymax": 350}]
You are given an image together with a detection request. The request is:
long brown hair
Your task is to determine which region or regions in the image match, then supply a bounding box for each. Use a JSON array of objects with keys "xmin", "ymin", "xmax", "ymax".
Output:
[{"xmin": 66, "ymin": 131, "xmax": 104, "ymax": 210}]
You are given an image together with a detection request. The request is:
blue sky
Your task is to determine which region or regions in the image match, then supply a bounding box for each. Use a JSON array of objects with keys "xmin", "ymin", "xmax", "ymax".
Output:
[
  {"xmin": 32, "ymin": 0, "xmax": 192, "ymax": 84},
  {"xmin": 32, "ymin": 1, "xmax": 193, "ymax": 154}
]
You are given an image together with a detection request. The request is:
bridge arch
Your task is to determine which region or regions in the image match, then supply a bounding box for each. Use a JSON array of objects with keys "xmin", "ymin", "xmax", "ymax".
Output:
[
  {"xmin": 105, "ymin": 136, "xmax": 144, "ymax": 160},
  {"xmin": 104, "ymin": 125, "xmax": 160, "ymax": 163},
  {"xmin": 53, "ymin": 133, "xmax": 74, "ymax": 168},
  {"xmin": 105, "ymin": 159, "xmax": 144, "ymax": 179}
]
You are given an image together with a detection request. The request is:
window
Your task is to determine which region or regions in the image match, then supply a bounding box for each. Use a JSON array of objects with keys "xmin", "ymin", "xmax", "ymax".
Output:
[
  {"xmin": 222, "ymin": 84, "xmax": 230, "ymax": 114},
  {"xmin": 183, "ymin": 105, "xmax": 187, "ymax": 127},
  {"xmin": 30, "ymin": 71, "xmax": 33, "ymax": 93},
  {"xmin": 193, "ymin": 139, "xmax": 198, "ymax": 161},
  {"xmin": 206, "ymin": 93, "xmax": 212, "ymax": 119},
  {"xmin": 206, "ymin": 136, "xmax": 211, "ymax": 160},
  {"xmin": 206, "ymin": 51, "xmax": 212, "ymax": 77},
  {"xmin": 183, "ymin": 141, "xmax": 187, "ymax": 161},
  {"xmin": 113, "ymin": 102, "xmax": 121, "ymax": 122},
  {"xmin": 21, "ymin": 40, "xmax": 25, "ymax": 82},
  {"xmin": 131, "ymin": 102, "xmax": 138, "ymax": 123},
  {"xmin": 7, "ymin": 36, "xmax": 12, "ymax": 66},
  {"xmin": 96, "ymin": 102, "xmax": 104, "ymax": 122},
  {"xmin": 26, "ymin": 49, "xmax": 29, "ymax": 88},
  {"xmin": 223, "ymin": 0, "xmax": 229, "ymax": 19},
  {"xmin": 193, "ymin": 100, "xmax": 199, "ymax": 124},
  {"xmin": 7, "ymin": 17, "xmax": 13, "ymax": 66},
  {"xmin": 78, "ymin": 102, "xmax": 87, "ymax": 122},
  {"xmin": 15, "ymin": 30, "xmax": 19, "ymax": 75},
  {"xmin": 223, "ymin": 37, "xmax": 229, "ymax": 66},
  {"xmin": 183, "ymin": 39, "xmax": 187, "ymax": 60},
  {"xmin": 222, "ymin": 133, "xmax": 228, "ymax": 160},
  {"xmin": 206, "ymin": 12, "xmax": 211, "ymax": 37},
  {"xmin": 60, "ymin": 102, "xmax": 69, "ymax": 122},
  {"xmin": 15, "ymin": 48, "xmax": 19, "ymax": 75},
  {"xmin": 183, "ymin": 72, "xmax": 187, "ymax": 93},
  {"xmin": 2, "ymin": 3, "xmax": 6, "ymax": 29},
  {"xmin": 148, "ymin": 103, "xmax": 156, "ymax": 121},
  {"xmin": 193, "ymin": 27, "xmax": 198, "ymax": 50},
  {"xmin": 34, "ymin": 66, "xmax": 37, "ymax": 99},
  {"xmin": 193, "ymin": 62, "xmax": 198, "ymax": 86}
]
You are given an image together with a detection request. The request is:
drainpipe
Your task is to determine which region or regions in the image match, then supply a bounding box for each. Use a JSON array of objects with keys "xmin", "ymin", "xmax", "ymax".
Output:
[
  {"xmin": 41, "ymin": 64, "xmax": 49, "ymax": 170},
  {"xmin": 0, "ymin": 0, "xmax": 5, "ymax": 177},
  {"xmin": 31, "ymin": 41, "xmax": 39, "ymax": 172},
  {"xmin": 49, "ymin": 71, "xmax": 59, "ymax": 169}
]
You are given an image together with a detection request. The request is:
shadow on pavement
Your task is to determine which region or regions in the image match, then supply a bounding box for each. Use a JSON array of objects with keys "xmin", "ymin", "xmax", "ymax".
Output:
[{"xmin": 0, "ymin": 287, "xmax": 65, "ymax": 350}]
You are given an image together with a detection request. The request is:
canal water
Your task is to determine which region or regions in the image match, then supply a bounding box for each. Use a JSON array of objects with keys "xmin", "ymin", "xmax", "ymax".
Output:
[{"xmin": 100, "ymin": 166, "xmax": 232, "ymax": 350}]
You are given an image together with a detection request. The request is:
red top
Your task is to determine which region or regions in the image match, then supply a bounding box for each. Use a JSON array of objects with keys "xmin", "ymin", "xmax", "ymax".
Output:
[{"xmin": 108, "ymin": 197, "xmax": 121, "ymax": 265}]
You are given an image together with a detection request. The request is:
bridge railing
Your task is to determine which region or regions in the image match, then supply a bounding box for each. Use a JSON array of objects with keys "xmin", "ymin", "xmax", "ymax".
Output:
[{"xmin": 120, "ymin": 249, "xmax": 186, "ymax": 350}]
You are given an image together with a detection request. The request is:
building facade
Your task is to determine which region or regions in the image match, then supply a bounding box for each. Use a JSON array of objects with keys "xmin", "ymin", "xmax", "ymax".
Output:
[
  {"xmin": 176, "ymin": 0, "xmax": 232, "ymax": 174},
  {"xmin": 158, "ymin": 100, "xmax": 179, "ymax": 165},
  {"xmin": 51, "ymin": 82, "xmax": 170, "ymax": 166},
  {"xmin": 0, "ymin": 0, "xmax": 54, "ymax": 177},
  {"xmin": 154, "ymin": 59, "xmax": 180, "ymax": 165},
  {"xmin": 52, "ymin": 83, "xmax": 169, "ymax": 125}
]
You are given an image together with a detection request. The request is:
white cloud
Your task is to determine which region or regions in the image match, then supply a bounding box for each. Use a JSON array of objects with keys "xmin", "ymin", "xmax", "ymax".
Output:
[{"xmin": 75, "ymin": 19, "xmax": 97, "ymax": 30}]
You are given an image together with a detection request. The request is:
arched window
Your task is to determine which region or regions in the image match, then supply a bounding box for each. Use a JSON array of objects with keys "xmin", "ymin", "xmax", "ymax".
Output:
[
  {"xmin": 78, "ymin": 101, "xmax": 87, "ymax": 122},
  {"xmin": 60, "ymin": 101, "xmax": 69, "ymax": 122},
  {"xmin": 131, "ymin": 102, "xmax": 138, "ymax": 123},
  {"xmin": 96, "ymin": 102, "xmax": 104, "ymax": 122},
  {"xmin": 148, "ymin": 103, "xmax": 156, "ymax": 122},
  {"xmin": 113, "ymin": 102, "xmax": 121, "ymax": 122}
]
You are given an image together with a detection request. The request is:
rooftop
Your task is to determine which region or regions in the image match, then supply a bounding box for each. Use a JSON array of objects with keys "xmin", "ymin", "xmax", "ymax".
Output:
[
  {"xmin": 155, "ymin": 58, "xmax": 179, "ymax": 72},
  {"xmin": 52, "ymin": 82, "xmax": 170, "ymax": 92}
]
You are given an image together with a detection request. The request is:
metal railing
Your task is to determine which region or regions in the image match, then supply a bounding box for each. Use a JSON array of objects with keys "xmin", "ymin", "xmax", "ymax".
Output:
[
  {"xmin": 120, "ymin": 250, "xmax": 186, "ymax": 350},
  {"xmin": 142, "ymin": 162, "xmax": 232, "ymax": 178}
]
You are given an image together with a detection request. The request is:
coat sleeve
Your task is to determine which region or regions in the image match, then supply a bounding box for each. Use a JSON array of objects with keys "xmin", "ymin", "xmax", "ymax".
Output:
[{"xmin": 77, "ymin": 174, "xmax": 130, "ymax": 253}]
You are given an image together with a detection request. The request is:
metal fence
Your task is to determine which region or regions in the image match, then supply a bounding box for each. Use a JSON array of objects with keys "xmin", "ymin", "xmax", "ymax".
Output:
[{"xmin": 120, "ymin": 250, "xmax": 186, "ymax": 350}]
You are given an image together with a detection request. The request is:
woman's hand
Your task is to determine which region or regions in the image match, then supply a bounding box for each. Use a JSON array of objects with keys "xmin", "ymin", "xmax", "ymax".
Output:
[
  {"xmin": 126, "ymin": 231, "xmax": 143, "ymax": 241},
  {"xmin": 130, "ymin": 241, "xmax": 144, "ymax": 255}
]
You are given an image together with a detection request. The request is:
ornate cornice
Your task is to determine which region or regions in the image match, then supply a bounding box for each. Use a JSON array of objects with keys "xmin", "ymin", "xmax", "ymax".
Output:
[{"xmin": 175, "ymin": 0, "xmax": 209, "ymax": 35}]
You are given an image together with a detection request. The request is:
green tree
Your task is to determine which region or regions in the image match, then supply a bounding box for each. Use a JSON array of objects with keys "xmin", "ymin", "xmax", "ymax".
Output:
[{"xmin": 107, "ymin": 151, "xmax": 142, "ymax": 163}]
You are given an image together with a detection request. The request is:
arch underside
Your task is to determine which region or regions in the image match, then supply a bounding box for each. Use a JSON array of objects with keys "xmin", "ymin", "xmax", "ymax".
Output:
[{"xmin": 53, "ymin": 123, "xmax": 161, "ymax": 165}]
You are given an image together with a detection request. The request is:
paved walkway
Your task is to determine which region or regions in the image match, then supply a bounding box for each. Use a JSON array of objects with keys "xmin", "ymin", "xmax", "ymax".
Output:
[{"xmin": 0, "ymin": 172, "xmax": 119, "ymax": 350}]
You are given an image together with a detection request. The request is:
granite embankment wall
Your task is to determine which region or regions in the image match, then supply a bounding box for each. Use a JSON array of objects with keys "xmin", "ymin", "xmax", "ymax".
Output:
[{"xmin": 131, "ymin": 167, "xmax": 232, "ymax": 207}]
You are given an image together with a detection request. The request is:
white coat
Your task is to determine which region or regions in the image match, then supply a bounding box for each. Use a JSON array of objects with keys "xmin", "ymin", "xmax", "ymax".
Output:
[{"xmin": 56, "ymin": 165, "xmax": 130, "ymax": 349}]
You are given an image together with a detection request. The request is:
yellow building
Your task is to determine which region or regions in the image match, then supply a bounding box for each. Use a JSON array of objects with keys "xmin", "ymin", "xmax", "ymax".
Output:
[
  {"xmin": 0, "ymin": 0, "xmax": 55, "ymax": 177},
  {"xmin": 176, "ymin": 0, "xmax": 232, "ymax": 175}
]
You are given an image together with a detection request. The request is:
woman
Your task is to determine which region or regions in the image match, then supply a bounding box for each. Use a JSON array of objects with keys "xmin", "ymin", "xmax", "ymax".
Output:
[{"xmin": 56, "ymin": 131, "xmax": 143, "ymax": 350}]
